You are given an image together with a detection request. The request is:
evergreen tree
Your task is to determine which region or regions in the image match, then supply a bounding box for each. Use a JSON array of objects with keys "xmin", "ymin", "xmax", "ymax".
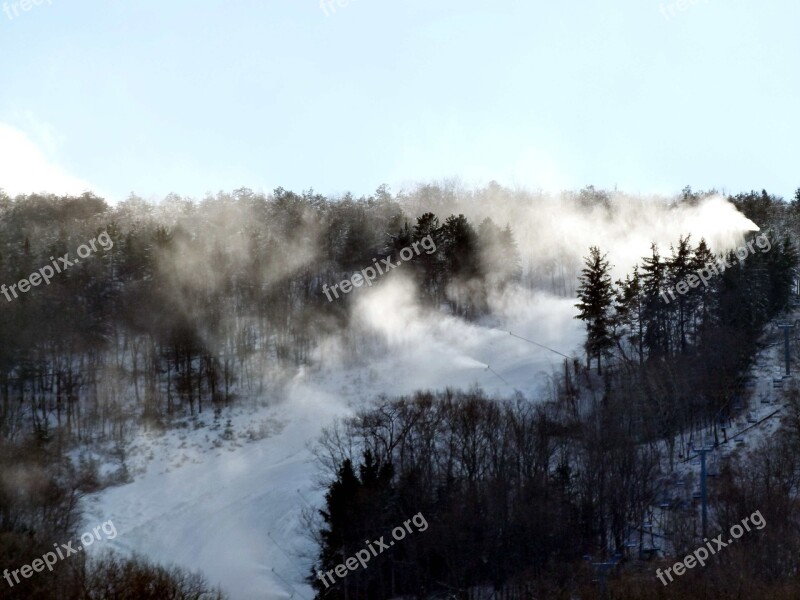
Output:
[
  {"xmin": 312, "ymin": 450, "xmax": 396, "ymax": 599},
  {"xmin": 499, "ymin": 224, "xmax": 522, "ymax": 283},
  {"xmin": 690, "ymin": 238, "xmax": 719, "ymax": 346},
  {"xmin": 640, "ymin": 244, "xmax": 670, "ymax": 360},
  {"xmin": 312, "ymin": 459, "xmax": 362, "ymax": 599},
  {"xmin": 667, "ymin": 235, "xmax": 694, "ymax": 353},
  {"xmin": 575, "ymin": 247, "xmax": 615, "ymax": 374},
  {"xmin": 767, "ymin": 233, "xmax": 797, "ymax": 314},
  {"xmin": 387, "ymin": 221, "xmax": 412, "ymax": 259},
  {"xmin": 440, "ymin": 214, "xmax": 480, "ymax": 280},
  {"xmin": 413, "ymin": 212, "xmax": 443, "ymax": 303},
  {"xmin": 440, "ymin": 214, "xmax": 480, "ymax": 316},
  {"xmin": 614, "ymin": 267, "xmax": 644, "ymax": 366}
]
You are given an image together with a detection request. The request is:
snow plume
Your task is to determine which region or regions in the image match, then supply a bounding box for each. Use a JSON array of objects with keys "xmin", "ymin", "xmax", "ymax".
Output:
[
  {"xmin": 398, "ymin": 182, "xmax": 759, "ymax": 292},
  {"xmin": 94, "ymin": 184, "xmax": 763, "ymax": 406},
  {"xmin": 343, "ymin": 275, "xmax": 581, "ymax": 396},
  {"xmin": 152, "ymin": 193, "xmax": 322, "ymax": 299},
  {"xmin": 318, "ymin": 183, "xmax": 760, "ymax": 387}
]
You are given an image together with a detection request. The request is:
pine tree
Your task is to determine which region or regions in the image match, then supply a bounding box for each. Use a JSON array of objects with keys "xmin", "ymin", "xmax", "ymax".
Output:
[
  {"xmin": 499, "ymin": 224, "xmax": 522, "ymax": 284},
  {"xmin": 667, "ymin": 235, "xmax": 694, "ymax": 353},
  {"xmin": 440, "ymin": 214, "xmax": 480, "ymax": 316},
  {"xmin": 441, "ymin": 214, "xmax": 480, "ymax": 279},
  {"xmin": 311, "ymin": 451, "xmax": 396, "ymax": 599},
  {"xmin": 413, "ymin": 213, "xmax": 443, "ymax": 304},
  {"xmin": 767, "ymin": 233, "xmax": 798, "ymax": 314},
  {"xmin": 639, "ymin": 244, "xmax": 670, "ymax": 360},
  {"xmin": 387, "ymin": 221, "xmax": 412, "ymax": 259},
  {"xmin": 615, "ymin": 267, "xmax": 644, "ymax": 366},
  {"xmin": 312, "ymin": 459, "xmax": 361, "ymax": 599},
  {"xmin": 575, "ymin": 247, "xmax": 615, "ymax": 374},
  {"xmin": 690, "ymin": 238, "xmax": 718, "ymax": 346}
]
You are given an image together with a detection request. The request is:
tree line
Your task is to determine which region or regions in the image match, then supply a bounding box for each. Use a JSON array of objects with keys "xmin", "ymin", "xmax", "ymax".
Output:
[
  {"xmin": 0, "ymin": 186, "xmax": 520, "ymax": 445},
  {"xmin": 574, "ymin": 219, "xmax": 797, "ymax": 464},
  {"xmin": 310, "ymin": 381, "xmax": 800, "ymax": 599}
]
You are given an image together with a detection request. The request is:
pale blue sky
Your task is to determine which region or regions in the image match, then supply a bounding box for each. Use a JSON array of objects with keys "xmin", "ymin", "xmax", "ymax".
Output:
[{"xmin": 0, "ymin": 0, "xmax": 797, "ymax": 201}]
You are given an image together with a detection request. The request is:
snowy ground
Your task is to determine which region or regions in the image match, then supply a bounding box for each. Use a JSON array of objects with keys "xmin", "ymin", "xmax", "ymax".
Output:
[{"xmin": 83, "ymin": 286, "xmax": 581, "ymax": 600}]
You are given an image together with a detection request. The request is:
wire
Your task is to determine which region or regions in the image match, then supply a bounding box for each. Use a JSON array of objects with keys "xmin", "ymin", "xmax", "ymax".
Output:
[
  {"xmin": 296, "ymin": 488, "xmax": 315, "ymax": 509},
  {"xmin": 682, "ymin": 405, "xmax": 785, "ymax": 462},
  {"xmin": 504, "ymin": 330, "xmax": 572, "ymax": 359},
  {"xmin": 271, "ymin": 567, "xmax": 311, "ymax": 600},
  {"xmin": 485, "ymin": 365, "xmax": 513, "ymax": 388},
  {"xmin": 267, "ymin": 531, "xmax": 311, "ymax": 581}
]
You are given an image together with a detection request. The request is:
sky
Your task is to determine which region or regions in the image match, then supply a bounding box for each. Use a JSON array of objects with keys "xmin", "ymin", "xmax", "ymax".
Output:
[{"xmin": 0, "ymin": 0, "xmax": 798, "ymax": 202}]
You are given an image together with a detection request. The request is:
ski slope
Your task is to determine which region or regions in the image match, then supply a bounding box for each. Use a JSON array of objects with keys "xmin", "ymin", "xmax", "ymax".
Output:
[{"xmin": 84, "ymin": 285, "xmax": 582, "ymax": 600}]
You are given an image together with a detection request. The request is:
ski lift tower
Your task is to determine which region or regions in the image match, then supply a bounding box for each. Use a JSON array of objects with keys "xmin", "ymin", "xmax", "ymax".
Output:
[
  {"xmin": 776, "ymin": 322, "xmax": 796, "ymax": 376},
  {"xmin": 585, "ymin": 553, "xmax": 622, "ymax": 599},
  {"xmin": 690, "ymin": 442, "xmax": 715, "ymax": 539}
]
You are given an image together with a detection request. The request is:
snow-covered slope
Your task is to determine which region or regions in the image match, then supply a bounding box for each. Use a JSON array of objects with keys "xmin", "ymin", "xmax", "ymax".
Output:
[{"xmin": 84, "ymin": 283, "xmax": 581, "ymax": 600}]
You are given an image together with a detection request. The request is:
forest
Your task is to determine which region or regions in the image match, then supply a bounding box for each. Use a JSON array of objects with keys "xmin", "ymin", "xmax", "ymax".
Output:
[
  {"xmin": 308, "ymin": 187, "xmax": 800, "ymax": 598},
  {"xmin": 1, "ymin": 183, "xmax": 800, "ymax": 598}
]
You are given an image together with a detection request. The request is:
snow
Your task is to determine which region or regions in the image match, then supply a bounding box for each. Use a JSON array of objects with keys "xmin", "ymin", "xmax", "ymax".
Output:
[{"xmin": 83, "ymin": 283, "xmax": 579, "ymax": 600}]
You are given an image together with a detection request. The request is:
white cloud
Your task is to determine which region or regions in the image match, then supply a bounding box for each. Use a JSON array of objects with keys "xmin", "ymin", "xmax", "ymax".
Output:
[{"xmin": 0, "ymin": 122, "xmax": 95, "ymax": 197}]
